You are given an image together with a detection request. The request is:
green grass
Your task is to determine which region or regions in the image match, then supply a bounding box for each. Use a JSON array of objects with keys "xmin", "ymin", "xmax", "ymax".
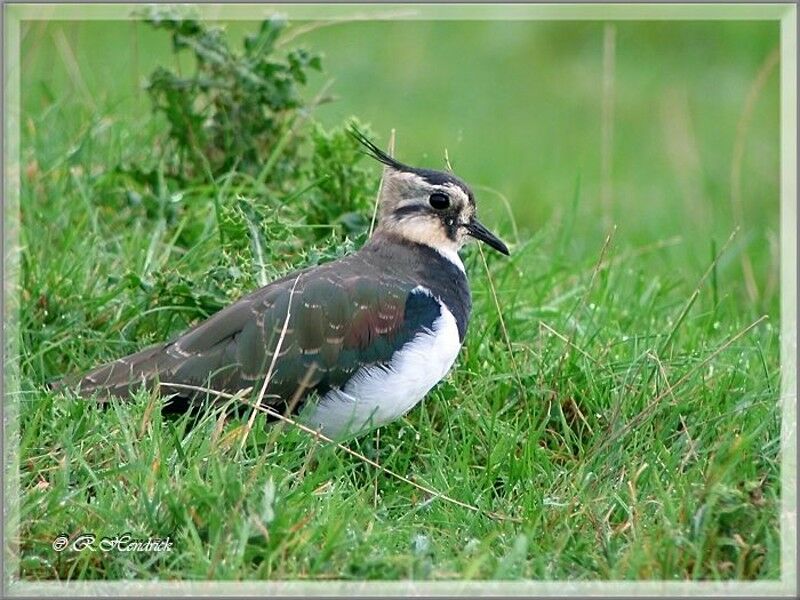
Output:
[{"xmin": 12, "ymin": 17, "xmax": 780, "ymax": 581}]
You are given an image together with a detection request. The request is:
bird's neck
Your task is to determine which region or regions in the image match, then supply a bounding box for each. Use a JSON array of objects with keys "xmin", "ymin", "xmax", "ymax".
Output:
[
  {"xmin": 367, "ymin": 228, "xmax": 465, "ymax": 273},
  {"xmin": 363, "ymin": 231, "xmax": 472, "ymax": 341}
]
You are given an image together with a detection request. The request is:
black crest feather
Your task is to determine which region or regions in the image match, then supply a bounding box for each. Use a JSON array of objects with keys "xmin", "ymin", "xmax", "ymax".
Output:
[
  {"xmin": 348, "ymin": 124, "xmax": 410, "ymax": 172},
  {"xmin": 348, "ymin": 123, "xmax": 475, "ymax": 196}
]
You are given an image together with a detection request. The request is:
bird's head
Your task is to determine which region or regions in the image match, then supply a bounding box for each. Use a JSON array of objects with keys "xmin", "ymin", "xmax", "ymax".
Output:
[{"xmin": 350, "ymin": 127, "xmax": 510, "ymax": 260}]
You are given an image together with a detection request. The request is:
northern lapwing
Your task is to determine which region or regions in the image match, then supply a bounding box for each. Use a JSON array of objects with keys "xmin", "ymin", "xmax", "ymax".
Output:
[{"xmin": 65, "ymin": 128, "xmax": 510, "ymax": 440}]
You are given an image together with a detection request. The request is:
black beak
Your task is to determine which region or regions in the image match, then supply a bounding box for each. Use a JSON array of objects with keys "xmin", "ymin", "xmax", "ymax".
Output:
[{"xmin": 465, "ymin": 219, "xmax": 510, "ymax": 256}]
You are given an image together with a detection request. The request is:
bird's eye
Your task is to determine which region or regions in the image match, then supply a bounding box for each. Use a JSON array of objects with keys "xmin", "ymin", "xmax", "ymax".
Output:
[{"xmin": 428, "ymin": 192, "xmax": 450, "ymax": 210}]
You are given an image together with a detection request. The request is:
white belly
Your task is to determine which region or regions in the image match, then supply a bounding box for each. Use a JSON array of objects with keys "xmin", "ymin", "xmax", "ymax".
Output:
[{"xmin": 299, "ymin": 293, "xmax": 462, "ymax": 440}]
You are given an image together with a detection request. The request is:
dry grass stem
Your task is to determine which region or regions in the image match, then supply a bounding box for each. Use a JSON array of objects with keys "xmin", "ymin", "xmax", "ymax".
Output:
[
  {"xmin": 369, "ymin": 129, "xmax": 395, "ymax": 237},
  {"xmin": 239, "ymin": 275, "xmax": 302, "ymax": 451},
  {"xmin": 730, "ymin": 45, "xmax": 780, "ymax": 305},
  {"xmin": 477, "ymin": 244, "xmax": 525, "ymax": 401},
  {"xmin": 600, "ymin": 22, "xmax": 616, "ymax": 232},
  {"xmin": 593, "ymin": 314, "xmax": 768, "ymax": 457}
]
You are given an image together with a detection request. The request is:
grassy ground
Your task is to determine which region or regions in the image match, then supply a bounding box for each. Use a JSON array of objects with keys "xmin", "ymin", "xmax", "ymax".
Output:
[{"xmin": 12, "ymin": 17, "xmax": 781, "ymax": 580}]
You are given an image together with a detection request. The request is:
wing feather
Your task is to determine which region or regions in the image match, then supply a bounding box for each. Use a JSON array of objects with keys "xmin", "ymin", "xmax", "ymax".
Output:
[{"xmin": 69, "ymin": 260, "xmax": 442, "ymax": 416}]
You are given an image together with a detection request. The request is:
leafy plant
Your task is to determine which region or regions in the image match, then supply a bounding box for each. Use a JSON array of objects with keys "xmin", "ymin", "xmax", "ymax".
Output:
[
  {"xmin": 128, "ymin": 16, "xmax": 381, "ymax": 306},
  {"xmin": 303, "ymin": 124, "xmax": 378, "ymax": 238},
  {"xmin": 144, "ymin": 13, "xmax": 322, "ymax": 184}
]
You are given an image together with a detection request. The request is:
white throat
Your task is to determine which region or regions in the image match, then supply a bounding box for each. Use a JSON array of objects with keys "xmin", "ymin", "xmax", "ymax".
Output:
[
  {"xmin": 433, "ymin": 246, "xmax": 466, "ymax": 274},
  {"xmin": 378, "ymin": 224, "xmax": 466, "ymax": 274}
]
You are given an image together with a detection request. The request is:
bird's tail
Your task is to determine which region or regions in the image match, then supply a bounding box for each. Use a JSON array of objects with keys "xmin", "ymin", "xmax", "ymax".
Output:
[{"xmin": 50, "ymin": 343, "xmax": 174, "ymax": 402}]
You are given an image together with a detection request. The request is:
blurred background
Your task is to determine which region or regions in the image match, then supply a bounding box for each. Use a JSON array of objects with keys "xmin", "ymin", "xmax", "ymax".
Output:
[{"xmin": 20, "ymin": 17, "xmax": 780, "ymax": 315}]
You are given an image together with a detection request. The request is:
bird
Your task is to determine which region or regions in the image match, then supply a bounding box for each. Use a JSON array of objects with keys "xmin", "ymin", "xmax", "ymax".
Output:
[{"xmin": 62, "ymin": 127, "xmax": 510, "ymax": 440}]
